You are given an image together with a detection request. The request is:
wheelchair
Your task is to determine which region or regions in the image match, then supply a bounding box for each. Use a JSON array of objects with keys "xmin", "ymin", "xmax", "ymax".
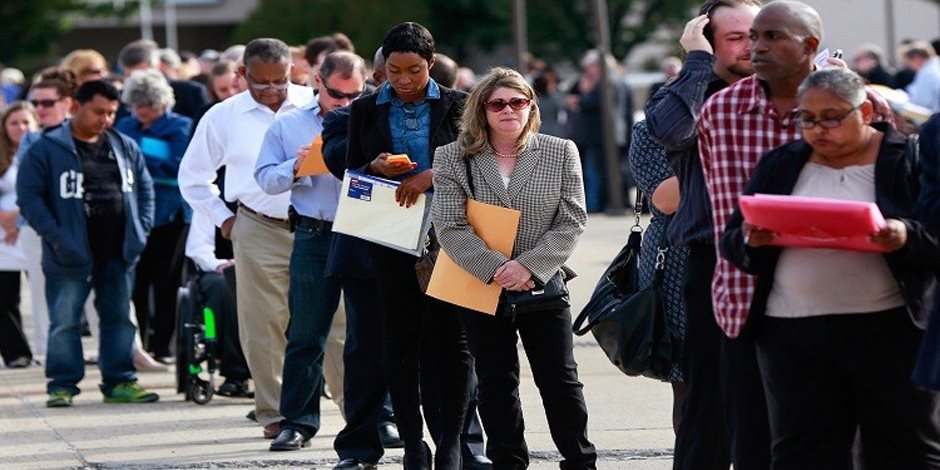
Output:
[{"xmin": 175, "ymin": 272, "xmax": 220, "ymax": 405}]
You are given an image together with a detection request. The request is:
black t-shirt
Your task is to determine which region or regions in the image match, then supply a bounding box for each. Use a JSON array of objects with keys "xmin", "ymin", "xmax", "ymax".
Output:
[{"xmin": 74, "ymin": 137, "xmax": 125, "ymax": 259}]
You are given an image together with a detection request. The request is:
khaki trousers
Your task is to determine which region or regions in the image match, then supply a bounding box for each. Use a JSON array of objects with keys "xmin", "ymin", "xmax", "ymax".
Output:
[
  {"xmin": 323, "ymin": 295, "xmax": 346, "ymax": 415},
  {"xmin": 232, "ymin": 207, "xmax": 291, "ymax": 427}
]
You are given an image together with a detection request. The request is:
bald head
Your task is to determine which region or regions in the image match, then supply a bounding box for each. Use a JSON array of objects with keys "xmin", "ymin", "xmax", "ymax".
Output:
[
  {"xmin": 759, "ymin": 0, "xmax": 823, "ymax": 42},
  {"xmin": 372, "ymin": 47, "xmax": 387, "ymax": 84}
]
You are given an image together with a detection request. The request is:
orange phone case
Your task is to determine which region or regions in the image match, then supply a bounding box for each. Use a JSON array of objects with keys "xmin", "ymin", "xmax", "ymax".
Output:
[{"xmin": 387, "ymin": 154, "xmax": 413, "ymax": 165}]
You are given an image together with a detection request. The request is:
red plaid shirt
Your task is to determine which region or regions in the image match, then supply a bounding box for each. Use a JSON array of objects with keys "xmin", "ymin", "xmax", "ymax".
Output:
[{"xmin": 696, "ymin": 75, "xmax": 803, "ymax": 338}]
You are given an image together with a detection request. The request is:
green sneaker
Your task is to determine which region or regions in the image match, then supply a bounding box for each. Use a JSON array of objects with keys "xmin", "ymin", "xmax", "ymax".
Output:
[
  {"xmin": 103, "ymin": 382, "xmax": 159, "ymax": 404},
  {"xmin": 46, "ymin": 390, "xmax": 74, "ymax": 408}
]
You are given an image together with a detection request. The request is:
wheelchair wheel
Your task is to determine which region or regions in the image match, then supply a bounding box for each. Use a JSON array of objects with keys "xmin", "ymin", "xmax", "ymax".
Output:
[
  {"xmin": 175, "ymin": 286, "xmax": 196, "ymax": 395},
  {"xmin": 187, "ymin": 378, "xmax": 213, "ymax": 405}
]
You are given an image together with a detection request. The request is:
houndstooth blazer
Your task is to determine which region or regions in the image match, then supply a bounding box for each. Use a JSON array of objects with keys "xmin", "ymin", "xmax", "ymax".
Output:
[{"xmin": 431, "ymin": 133, "xmax": 587, "ymax": 285}]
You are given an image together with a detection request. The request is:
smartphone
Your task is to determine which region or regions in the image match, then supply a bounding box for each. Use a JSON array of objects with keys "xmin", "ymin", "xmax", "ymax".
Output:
[
  {"xmin": 387, "ymin": 154, "xmax": 413, "ymax": 165},
  {"xmin": 833, "ymin": 49, "xmax": 843, "ymax": 59}
]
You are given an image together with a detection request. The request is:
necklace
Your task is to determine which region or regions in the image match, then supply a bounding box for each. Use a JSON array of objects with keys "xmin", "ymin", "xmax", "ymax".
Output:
[{"xmin": 493, "ymin": 149, "xmax": 517, "ymax": 159}]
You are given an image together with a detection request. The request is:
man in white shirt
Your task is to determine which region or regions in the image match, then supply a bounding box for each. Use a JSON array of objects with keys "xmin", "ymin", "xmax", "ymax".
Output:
[{"xmin": 179, "ymin": 38, "xmax": 314, "ymax": 438}]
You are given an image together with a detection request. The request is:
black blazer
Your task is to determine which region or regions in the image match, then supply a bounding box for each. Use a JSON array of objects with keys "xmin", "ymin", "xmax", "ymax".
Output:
[
  {"xmin": 345, "ymin": 85, "xmax": 467, "ymax": 174},
  {"xmin": 721, "ymin": 124, "xmax": 939, "ymax": 329},
  {"xmin": 169, "ymin": 79, "xmax": 210, "ymax": 120}
]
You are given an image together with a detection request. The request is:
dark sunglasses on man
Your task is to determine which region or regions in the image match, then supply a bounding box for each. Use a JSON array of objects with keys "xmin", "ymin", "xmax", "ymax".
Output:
[
  {"xmin": 318, "ymin": 74, "xmax": 363, "ymax": 100},
  {"xmin": 30, "ymin": 98, "xmax": 62, "ymax": 108}
]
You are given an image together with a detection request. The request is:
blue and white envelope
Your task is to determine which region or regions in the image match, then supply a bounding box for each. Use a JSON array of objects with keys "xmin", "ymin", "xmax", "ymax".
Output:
[{"xmin": 332, "ymin": 170, "xmax": 432, "ymax": 257}]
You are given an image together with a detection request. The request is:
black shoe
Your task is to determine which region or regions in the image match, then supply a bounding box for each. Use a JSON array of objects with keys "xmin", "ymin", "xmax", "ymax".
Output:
[
  {"xmin": 269, "ymin": 428, "xmax": 310, "ymax": 451},
  {"xmin": 6, "ymin": 356, "xmax": 32, "ymax": 368},
  {"xmin": 246, "ymin": 409, "xmax": 257, "ymax": 422},
  {"xmin": 463, "ymin": 453, "xmax": 493, "ymax": 470},
  {"xmin": 403, "ymin": 440, "xmax": 432, "ymax": 470},
  {"xmin": 378, "ymin": 421, "xmax": 404, "ymax": 448},
  {"xmin": 217, "ymin": 379, "xmax": 254, "ymax": 398},
  {"xmin": 333, "ymin": 458, "xmax": 377, "ymax": 470}
]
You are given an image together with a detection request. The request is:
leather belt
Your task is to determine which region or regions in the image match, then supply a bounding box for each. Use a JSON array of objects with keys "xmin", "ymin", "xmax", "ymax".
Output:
[
  {"xmin": 295, "ymin": 214, "xmax": 333, "ymax": 232},
  {"xmin": 238, "ymin": 203, "xmax": 290, "ymax": 229}
]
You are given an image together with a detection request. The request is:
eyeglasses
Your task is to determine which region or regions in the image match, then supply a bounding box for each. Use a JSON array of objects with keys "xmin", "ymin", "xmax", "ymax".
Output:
[
  {"xmin": 484, "ymin": 97, "xmax": 531, "ymax": 113},
  {"xmin": 795, "ymin": 105, "xmax": 861, "ymax": 129},
  {"xmin": 30, "ymin": 98, "xmax": 61, "ymax": 108},
  {"xmin": 319, "ymin": 76, "xmax": 363, "ymax": 100},
  {"xmin": 245, "ymin": 73, "xmax": 290, "ymax": 91}
]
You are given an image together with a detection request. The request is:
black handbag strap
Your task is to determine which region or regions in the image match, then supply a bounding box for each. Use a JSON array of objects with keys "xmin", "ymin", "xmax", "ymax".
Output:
[{"xmin": 464, "ymin": 157, "xmax": 476, "ymax": 199}]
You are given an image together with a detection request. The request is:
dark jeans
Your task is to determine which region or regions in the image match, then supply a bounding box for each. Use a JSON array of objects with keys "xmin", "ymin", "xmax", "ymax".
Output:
[
  {"xmin": 0, "ymin": 271, "xmax": 31, "ymax": 364},
  {"xmin": 460, "ymin": 305, "xmax": 597, "ymax": 470},
  {"xmin": 280, "ymin": 223, "xmax": 342, "ymax": 437},
  {"xmin": 133, "ymin": 216, "xmax": 187, "ymax": 356},
  {"xmin": 674, "ymin": 243, "xmax": 771, "ymax": 470},
  {"xmin": 369, "ymin": 244, "xmax": 472, "ymax": 455},
  {"xmin": 45, "ymin": 257, "xmax": 137, "ymax": 395},
  {"xmin": 195, "ymin": 269, "xmax": 249, "ymax": 381},
  {"xmin": 758, "ymin": 310, "xmax": 940, "ymax": 469}
]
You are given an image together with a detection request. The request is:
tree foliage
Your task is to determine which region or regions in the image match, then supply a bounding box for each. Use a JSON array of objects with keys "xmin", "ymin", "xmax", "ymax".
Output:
[
  {"xmin": 0, "ymin": 0, "xmax": 119, "ymax": 69},
  {"xmin": 233, "ymin": 0, "xmax": 701, "ymax": 65}
]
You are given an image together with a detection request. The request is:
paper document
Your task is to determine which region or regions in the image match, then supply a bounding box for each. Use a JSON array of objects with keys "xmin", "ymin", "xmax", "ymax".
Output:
[
  {"xmin": 140, "ymin": 137, "xmax": 170, "ymax": 160},
  {"xmin": 739, "ymin": 193, "xmax": 887, "ymax": 252},
  {"xmin": 332, "ymin": 170, "xmax": 432, "ymax": 256},
  {"xmin": 426, "ymin": 199, "xmax": 521, "ymax": 315},
  {"xmin": 295, "ymin": 135, "xmax": 329, "ymax": 177}
]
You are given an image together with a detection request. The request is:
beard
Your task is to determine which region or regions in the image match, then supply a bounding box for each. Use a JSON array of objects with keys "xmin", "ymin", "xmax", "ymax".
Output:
[{"xmin": 726, "ymin": 61, "xmax": 755, "ymax": 80}]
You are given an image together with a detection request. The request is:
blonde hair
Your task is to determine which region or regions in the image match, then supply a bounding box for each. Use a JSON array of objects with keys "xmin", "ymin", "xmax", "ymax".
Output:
[
  {"xmin": 61, "ymin": 50, "xmax": 109, "ymax": 79},
  {"xmin": 458, "ymin": 67, "xmax": 541, "ymax": 157}
]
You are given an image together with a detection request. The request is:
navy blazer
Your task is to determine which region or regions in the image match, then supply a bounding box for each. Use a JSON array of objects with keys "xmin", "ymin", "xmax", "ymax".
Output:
[
  {"xmin": 320, "ymin": 105, "xmax": 375, "ymax": 280},
  {"xmin": 345, "ymin": 85, "xmax": 466, "ymax": 174},
  {"xmin": 721, "ymin": 124, "xmax": 939, "ymax": 330}
]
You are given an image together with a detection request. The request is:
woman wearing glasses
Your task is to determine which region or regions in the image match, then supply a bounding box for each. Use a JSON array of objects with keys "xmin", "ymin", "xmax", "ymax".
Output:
[
  {"xmin": 346, "ymin": 22, "xmax": 471, "ymax": 470},
  {"xmin": 432, "ymin": 67, "xmax": 596, "ymax": 470},
  {"xmin": 722, "ymin": 68, "xmax": 940, "ymax": 467}
]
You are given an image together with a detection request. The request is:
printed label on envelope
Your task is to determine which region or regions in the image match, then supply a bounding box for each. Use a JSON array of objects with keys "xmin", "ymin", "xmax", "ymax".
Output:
[{"xmin": 347, "ymin": 178, "xmax": 373, "ymax": 201}]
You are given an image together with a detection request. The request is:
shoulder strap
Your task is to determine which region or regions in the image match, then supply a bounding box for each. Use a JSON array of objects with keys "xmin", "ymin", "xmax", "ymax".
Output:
[{"xmin": 464, "ymin": 157, "xmax": 476, "ymax": 199}]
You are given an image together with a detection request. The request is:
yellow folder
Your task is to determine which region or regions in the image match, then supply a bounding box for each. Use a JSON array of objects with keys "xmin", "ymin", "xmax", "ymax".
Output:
[
  {"xmin": 295, "ymin": 135, "xmax": 328, "ymax": 177},
  {"xmin": 426, "ymin": 199, "xmax": 521, "ymax": 315}
]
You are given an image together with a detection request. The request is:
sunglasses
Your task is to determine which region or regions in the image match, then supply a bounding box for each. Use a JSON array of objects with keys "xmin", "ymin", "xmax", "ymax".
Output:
[
  {"xmin": 30, "ymin": 98, "xmax": 61, "ymax": 108},
  {"xmin": 319, "ymin": 76, "xmax": 363, "ymax": 100},
  {"xmin": 484, "ymin": 97, "xmax": 531, "ymax": 113}
]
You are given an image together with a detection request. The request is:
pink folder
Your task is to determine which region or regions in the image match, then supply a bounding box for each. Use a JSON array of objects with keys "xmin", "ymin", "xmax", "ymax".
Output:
[{"xmin": 738, "ymin": 194, "xmax": 888, "ymax": 252}]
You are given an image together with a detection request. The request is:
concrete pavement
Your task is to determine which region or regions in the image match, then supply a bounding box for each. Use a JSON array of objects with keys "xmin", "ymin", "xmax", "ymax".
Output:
[{"xmin": 0, "ymin": 214, "xmax": 677, "ymax": 469}]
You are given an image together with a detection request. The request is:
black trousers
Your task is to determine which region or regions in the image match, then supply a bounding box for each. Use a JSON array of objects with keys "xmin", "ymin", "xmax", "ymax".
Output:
[
  {"xmin": 195, "ymin": 269, "xmax": 249, "ymax": 381},
  {"xmin": 460, "ymin": 305, "xmax": 597, "ymax": 470},
  {"xmin": 0, "ymin": 271, "xmax": 31, "ymax": 364},
  {"xmin": 370, "ymin": 245, "xmax": 472, "ymax": 456},
  {"xmin": 673, "ymin": 243, "xmax": 770, "ymax": 470},
  {"xmin": 133, "ymin": 216, "xmax": 188, "ymax": 356},
  {"xmin": 421, "ymin": 319, "xmax": 486, "ymax": 458},
  {"xmin": 759, "ymin": 310, "xmax": 940, "ymax": 470}
]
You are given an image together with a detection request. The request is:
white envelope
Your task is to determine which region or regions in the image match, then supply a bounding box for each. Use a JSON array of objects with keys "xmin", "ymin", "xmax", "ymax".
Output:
[{"xmin": 332, "ymin": 170, "xmax": 431, "ymax": 257}]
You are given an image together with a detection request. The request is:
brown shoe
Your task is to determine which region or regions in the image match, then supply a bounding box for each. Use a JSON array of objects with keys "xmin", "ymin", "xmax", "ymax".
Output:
[{"xmin": 263, "ymin": 422, "xmax": 280, "ymax": 439}]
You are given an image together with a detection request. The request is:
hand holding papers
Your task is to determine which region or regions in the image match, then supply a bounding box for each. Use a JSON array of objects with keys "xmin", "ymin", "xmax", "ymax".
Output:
[
  {"xmin": 332, "ymin": 170, "xmax": 432, "ymax": 256},
  {"xmin": 295, "ymin": 135, "xmax": 329, "ymax": 177},
  {"xmin": 426, "ymin": 200, "xmax": 521, "ymax": 315},
  {"xmin": 738, "ymin": 194, "xmax": 888, "ymax": 252}
]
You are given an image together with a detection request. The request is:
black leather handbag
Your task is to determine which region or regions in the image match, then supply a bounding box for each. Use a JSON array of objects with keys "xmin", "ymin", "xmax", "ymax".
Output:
[
  {"xmin": 505, "ymin": 271, "xmax": 571, "ymax": 316},
  {"xmin": 571, "ymin": 193, "xmax": 676, "ymax": 380}
]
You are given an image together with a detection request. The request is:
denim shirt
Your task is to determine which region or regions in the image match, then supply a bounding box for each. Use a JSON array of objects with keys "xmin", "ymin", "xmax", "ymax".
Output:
[{"xmin": 376, "ymin": 78, "xmax": 441, "ymax": 179}]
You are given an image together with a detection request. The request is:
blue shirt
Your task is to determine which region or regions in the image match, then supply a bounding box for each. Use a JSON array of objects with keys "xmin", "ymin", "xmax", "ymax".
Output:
[
  {"xmin": 254, "ymin": 100, "xmax": 342, "ymax": 221},
  {"xmin": 376, "ymin": 78, "xmax": 441, "ymax": 179}
]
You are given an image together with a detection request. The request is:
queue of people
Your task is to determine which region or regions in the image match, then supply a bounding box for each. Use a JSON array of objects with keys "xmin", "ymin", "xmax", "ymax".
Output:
[{"xmin": 0, "ymin": 1, "xmax": 938, "ymax": 469}]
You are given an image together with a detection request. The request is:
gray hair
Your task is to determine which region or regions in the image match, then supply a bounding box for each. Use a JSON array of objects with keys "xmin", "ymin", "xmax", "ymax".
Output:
[
  {"xmin": 318, "ymin": 51, "xmax": 367, "ymax": 81},
  {"xmin": 221, "ymin": 45, "xmax": 246, "ymax": 65},
  {"xmin": 122, "ymin": 69, "xmax": 176, "ymax": 111},
  {"xmin": 119, "ymin": 39, "xmax": 159, "ymax": 69},
  {"xmin": 158, "ymin": 48, "xmax": 181, "ymax": 70},
  {"xmin": 797, "ymin": 68, "xmax": 866, "ymax": 107},
  {"xmin": 243, "ymin": 38, "xmax": 291, "ymax": 65}
]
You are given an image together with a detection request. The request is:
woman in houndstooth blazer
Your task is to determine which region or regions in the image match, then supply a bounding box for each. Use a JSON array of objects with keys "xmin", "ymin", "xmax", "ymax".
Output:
[{"xmin": 432, "ymin": 68, "xmax": 597, "ymax": 470}]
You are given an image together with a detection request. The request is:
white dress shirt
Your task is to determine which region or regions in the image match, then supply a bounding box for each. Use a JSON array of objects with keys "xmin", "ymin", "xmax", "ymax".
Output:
[
  {"xmin": 185, "ymin": 209, "xmax": 226, "ymax": 272},
  {"xmin": 179, "ymin": 85, "xmax": 315, "ymax": 226}
]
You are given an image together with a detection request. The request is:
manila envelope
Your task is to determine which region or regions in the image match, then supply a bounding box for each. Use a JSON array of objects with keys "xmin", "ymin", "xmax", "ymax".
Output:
[
  {"xmin": 296, "ymin": 135, "xmax": 328, "ymax": 177},
  {"xmin": 426, "ymin": 199, "xmax": 521, "ymax": 315}
]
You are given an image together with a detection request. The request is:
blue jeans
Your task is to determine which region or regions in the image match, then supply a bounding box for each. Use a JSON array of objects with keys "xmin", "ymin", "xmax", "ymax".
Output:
[
  {"xmin": 582, "ymin": 146, "xmax": 607, "ymax": 213},
  {"xmin": 280, "ymin": 223, "xmax": 341, "ymax": 437},
  {"xmin": 45, "ymin": 257, "xmax": 137, "ymax": 395}
]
